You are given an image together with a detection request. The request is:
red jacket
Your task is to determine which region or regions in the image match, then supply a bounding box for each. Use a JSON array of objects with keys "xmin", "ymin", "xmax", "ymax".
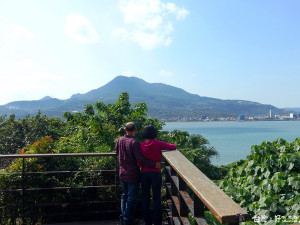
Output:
[{"xmin": 140, "ymin": 139, "xmax": 176, "ymax": 173}]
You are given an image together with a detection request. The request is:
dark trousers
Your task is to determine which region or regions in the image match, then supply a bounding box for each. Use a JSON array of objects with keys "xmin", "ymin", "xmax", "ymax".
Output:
[
  {"xmin": 141, "ymin": 172, "xmax": 162, "ymax": 225},
  {"xmin": 120, "ymin": 180, "xmax": 140, "ymax": 223}
]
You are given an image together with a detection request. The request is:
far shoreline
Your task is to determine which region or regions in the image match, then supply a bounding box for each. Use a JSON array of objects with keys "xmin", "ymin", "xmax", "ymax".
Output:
[{"xmin": 163, "ymin": 119, "xmax": 300, "ymax": 124}]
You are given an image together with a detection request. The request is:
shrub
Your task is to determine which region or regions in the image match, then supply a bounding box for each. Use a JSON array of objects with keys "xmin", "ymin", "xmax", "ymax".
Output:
[{"xmin": 219, "ymin": 138, "xmax": 300, "ymax": 225}]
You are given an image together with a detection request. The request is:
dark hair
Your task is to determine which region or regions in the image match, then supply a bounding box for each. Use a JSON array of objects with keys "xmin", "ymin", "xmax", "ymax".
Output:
[
  {"xmin": 142, "ymin": 125, "xmax": 157, "ymax": 139},
  {"xmin": 125, "ymin": 122, "xmax": 136, "ymax": 132}
]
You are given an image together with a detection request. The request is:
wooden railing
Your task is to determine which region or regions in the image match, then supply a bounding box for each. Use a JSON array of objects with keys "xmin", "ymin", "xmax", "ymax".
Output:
[
  {"xmin": 162, "ymin": 150, "xmax": 250, "ymax": 225},
  {"xmin": 0, "ymin": 151, "xmax": 250, "ymax": 224}
]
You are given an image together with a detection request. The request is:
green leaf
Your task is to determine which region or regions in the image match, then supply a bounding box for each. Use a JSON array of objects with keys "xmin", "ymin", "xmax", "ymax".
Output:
[
  {"xmin": 288, "ymin": 162, "xmax": 295, "ymax": 171},
  {"xmin": 270, "ymin": 202, "xmax": 277, "ymax": 212},
  {"xmin": 258, "ymin": 197, "xmax": 267, "ymax": 207},
  {"xmin": 288, "ymin": 177, "xmax": 300, "ymax": 190},
  {"xmin": 264, "ymin": 170, "xmax": 271, "ymax": 178},
  {"xmin": 291, "ymin": 203, "xmax": 300, "ymax": 211}
]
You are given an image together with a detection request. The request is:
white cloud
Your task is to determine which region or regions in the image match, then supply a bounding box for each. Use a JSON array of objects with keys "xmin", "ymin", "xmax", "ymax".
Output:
[
  {"xmin": 0, "ymin": 58, "xmax": 65, "ymax": 104},
  {"xmin": 165, "ymin": 3, "xmax": 189, "ymax": 20},
  {"xmin": 11, "ymin": 24, "xmax": 36, "ymax": 40},
  {"xmin": 112, "ymin": 28, "xmax": 129, "ymax": 38},
  {"xmin": 0, "ymin": 19, "xmax": 68, "ymax": 105},
  {"xmin": 132, "ymin": 31, "xmax": 172, "ymax": 50},
  {"xmin": 1, "ymin": 59, "xmax": 64, "ymax": 85},
  {"xmin": 63, "ymin": 13, "xmax": 99, "ymax": 44},
  {"xmin": 0, "ymin": 19, "xmax": 36, "ymax": 41},
  {"xmin": 22, "ymin": 58, "xmax": 39, "ymax": 69},
  {"xmin": 159, "ymin": 70, "xmax": 174, "ymax": 78},
  {"xmin": 114, "ymin": 0, "xmax": 189, "ymax": 50}
]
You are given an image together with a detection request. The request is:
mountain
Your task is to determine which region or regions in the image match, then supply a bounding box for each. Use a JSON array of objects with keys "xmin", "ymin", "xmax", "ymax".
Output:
[
  {"xmin": 284, "ymin": 108, "xmax": 300, "ymax": 112},
  {"xmin": 0, "ymin": 76, "xmax": 288, "ymax": 120}
]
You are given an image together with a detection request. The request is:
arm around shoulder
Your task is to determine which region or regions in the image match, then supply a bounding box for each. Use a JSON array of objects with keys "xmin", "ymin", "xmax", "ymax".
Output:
[{"xmin": 132, "ymin": 140, "xmax": 157, "ymax": 168}]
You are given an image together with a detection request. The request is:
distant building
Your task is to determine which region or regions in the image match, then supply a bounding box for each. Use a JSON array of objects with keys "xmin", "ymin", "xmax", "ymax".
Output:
[
  {"xmin": 269, "ymin": 110, "xmax": 273, "ymax": 119},
  {"xmin": 238, "ymin": 115, "xmax": 245, "ymax": 120},
  {"xmin": 289, "ymin": 113, "xmax": 299, "ymax": 119}
]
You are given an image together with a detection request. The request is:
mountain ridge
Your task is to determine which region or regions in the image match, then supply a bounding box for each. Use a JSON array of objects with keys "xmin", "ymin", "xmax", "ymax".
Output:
[{"xmin": 0, "ymin": 75, "xmax": 288, "ymax": 120}]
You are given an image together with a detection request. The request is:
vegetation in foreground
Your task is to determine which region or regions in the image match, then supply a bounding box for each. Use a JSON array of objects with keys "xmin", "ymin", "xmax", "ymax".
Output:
[
  {"xmin": 0, "ymin": 92, "xmax": 219, "ymax": 224},
  {"xmin": 0, "ymin": 92, "xmax": 299, "ymax": 224},
  {"xmin": 219, "ymin": 138, "xmax": 300, "ymax": 225}
]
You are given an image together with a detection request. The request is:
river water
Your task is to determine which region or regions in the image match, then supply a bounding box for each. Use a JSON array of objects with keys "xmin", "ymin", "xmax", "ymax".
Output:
[{"xmin": 164, "ymin": 121, "xmax": 300, "ymax": 166}]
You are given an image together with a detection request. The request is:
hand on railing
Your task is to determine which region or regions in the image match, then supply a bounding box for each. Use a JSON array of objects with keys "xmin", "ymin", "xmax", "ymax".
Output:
[{"xmin": 155, "ymin": 162, "xmax": 161, "ymax": 169}]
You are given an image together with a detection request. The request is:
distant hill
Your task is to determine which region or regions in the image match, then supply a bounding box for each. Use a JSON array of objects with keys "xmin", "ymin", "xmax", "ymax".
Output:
[
  {"xmin": 285, "ymin": 108, "xmax": 300, "ymax": 112},
  {"xmin": 0, "ymin": 76, "xmax": 288, "ymax": 120}
]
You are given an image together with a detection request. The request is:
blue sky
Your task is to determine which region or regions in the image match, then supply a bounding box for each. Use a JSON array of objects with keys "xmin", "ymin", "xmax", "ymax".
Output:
[{"xmin": 0, "ymin": 0, "xmax": 299, "ymax": 108}]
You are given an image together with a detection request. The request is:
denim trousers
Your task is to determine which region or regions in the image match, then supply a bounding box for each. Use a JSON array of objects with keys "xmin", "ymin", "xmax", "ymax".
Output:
[
  {"xmin": 120, "ymin": 180, "xmax": 140, "ymax": 223},
  {"xmin": 141, "ymin": 172, "xmax": 162, "ymax": 225}
]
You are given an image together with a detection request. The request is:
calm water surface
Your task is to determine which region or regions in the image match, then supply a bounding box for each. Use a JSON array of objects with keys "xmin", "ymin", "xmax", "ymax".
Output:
[{"xmin": 164, "ymin": 121, "xmax": 300, "ymax": 166}]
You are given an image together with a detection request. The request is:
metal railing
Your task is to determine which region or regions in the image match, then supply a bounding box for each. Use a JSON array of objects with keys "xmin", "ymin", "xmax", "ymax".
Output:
[
  {"xmin": 0, "ymin": 153, "xmax": 119, "ymax": 224},
  {"xmin": 162, "ymin": 150, "xmax": 250, "ymax": 225},
  {"xmin": 1, "ymin": 150, "xmax": 250, "ymax": 225}
]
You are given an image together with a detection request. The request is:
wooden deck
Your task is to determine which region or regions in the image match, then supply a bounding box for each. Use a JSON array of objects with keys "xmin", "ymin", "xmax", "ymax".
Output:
[{"xmin": 47, "ymin": 219, "xmax": 145, "ymax": 225}]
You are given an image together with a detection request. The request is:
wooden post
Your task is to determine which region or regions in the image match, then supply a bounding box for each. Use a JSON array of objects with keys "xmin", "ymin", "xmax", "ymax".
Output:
[
  {"xmin": 170, "ymin": 166, "xmax": 178, "ymax": 196},
  {"xmin": 165, "ymin": 160, "xmax": 171, "ymax": 200},
  {"xmin": 165, "ymin": 160, "xmax": 170, "ymax": 183},
  {"xmin": 178, "ymin": 177, "xmax": 188, "ymax": 217},
  {"xmin": 194, "ymin": 194, "xmax": 204, "ymax": 218}
]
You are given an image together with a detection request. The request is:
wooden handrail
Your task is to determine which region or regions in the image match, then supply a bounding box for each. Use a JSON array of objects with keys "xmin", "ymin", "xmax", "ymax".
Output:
[
  {"xmin": 1, "ymin": 151, "xmax": 251, "ymax": 224},
  {"xmin": 162, "ymin": 150, "xmax": 250, "ymax": 224}
]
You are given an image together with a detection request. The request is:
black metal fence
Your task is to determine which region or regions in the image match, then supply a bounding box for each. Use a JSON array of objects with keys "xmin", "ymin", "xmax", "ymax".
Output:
[
  {"xmin": 0, "ymin": 153, "xmax": 119, "ymax": 225},
  {"xmin": 1, "ymin": 151, "xmax": 251, "ymax": 225}
]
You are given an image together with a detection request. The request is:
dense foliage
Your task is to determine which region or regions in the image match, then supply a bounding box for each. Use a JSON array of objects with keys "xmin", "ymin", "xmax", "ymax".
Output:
[
  {"xmin": 2, "ymin": 92, "xmax": 299, "ymax": 225},
  {"xmin": 0, "ymin": 112, "xmax": 66, "ymax": 155},
  {"xmin": 0, "ymin": 92, "xmax": 218, "ymax": 224},
  {"xmin": 219, "ymin": 138, "xmax": 300, "ymax": 225},
  {"xmin": 1, "ymin": 136, "xmax": 117, "ymax": 224}
]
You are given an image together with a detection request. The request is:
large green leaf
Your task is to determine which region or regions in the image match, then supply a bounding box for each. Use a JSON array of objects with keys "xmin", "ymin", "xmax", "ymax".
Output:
[{"xmin": 219, "ymin": 138, "xmax": 300, "ymax": 224}]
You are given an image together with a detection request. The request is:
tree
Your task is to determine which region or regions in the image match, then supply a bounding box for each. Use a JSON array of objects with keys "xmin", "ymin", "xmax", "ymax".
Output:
[
  {"xmin": 0, "ymin": 92, "xmax": 221, "ymax": 224},
  {"xmin": 159, "ymin": 129, "xmax": 221, "ymax": 180},
  {"xmin": 0, "ymin": 111, "xmax": 66, "ymax": 155}
]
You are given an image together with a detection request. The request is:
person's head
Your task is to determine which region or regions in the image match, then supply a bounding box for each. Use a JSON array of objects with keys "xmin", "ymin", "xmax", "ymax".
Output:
[
  {"xmin": 142, "ymin": 125, "xmax": 157, "ymax": 140},
  {"xmin": 125, "ymin": 122, "xmax": 137, "ymax": 135}
]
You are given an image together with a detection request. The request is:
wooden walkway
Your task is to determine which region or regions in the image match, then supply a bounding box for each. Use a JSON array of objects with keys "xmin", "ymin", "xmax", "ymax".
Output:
[{"xmin": 47, "ymin": 219, "xmax": 144, "ymax": 225}]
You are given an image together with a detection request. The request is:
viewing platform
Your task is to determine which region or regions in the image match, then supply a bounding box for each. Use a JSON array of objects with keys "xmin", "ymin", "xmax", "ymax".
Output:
[
  {"xmin": 0, "ymin": 151, "xmax": 250, "ymax": 225},
  {"xmin": 48, "ymin": 220, "xmax": 143, "ymax": 224}
]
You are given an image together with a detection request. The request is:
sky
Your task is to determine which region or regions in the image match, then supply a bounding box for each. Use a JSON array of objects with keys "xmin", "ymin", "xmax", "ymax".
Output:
[{"xmin": 0, "ymin": 0, "xmax": 299, "ymax": 108}]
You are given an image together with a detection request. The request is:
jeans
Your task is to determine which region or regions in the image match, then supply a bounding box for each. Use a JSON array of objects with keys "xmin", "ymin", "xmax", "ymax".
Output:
[
  {"xmin": 141, "ymin": 172, "xmax": 162, "ymax": 225},
  {"xmin": 120, "ymin": 180, "xmax": 140, "ymax": 223}
]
